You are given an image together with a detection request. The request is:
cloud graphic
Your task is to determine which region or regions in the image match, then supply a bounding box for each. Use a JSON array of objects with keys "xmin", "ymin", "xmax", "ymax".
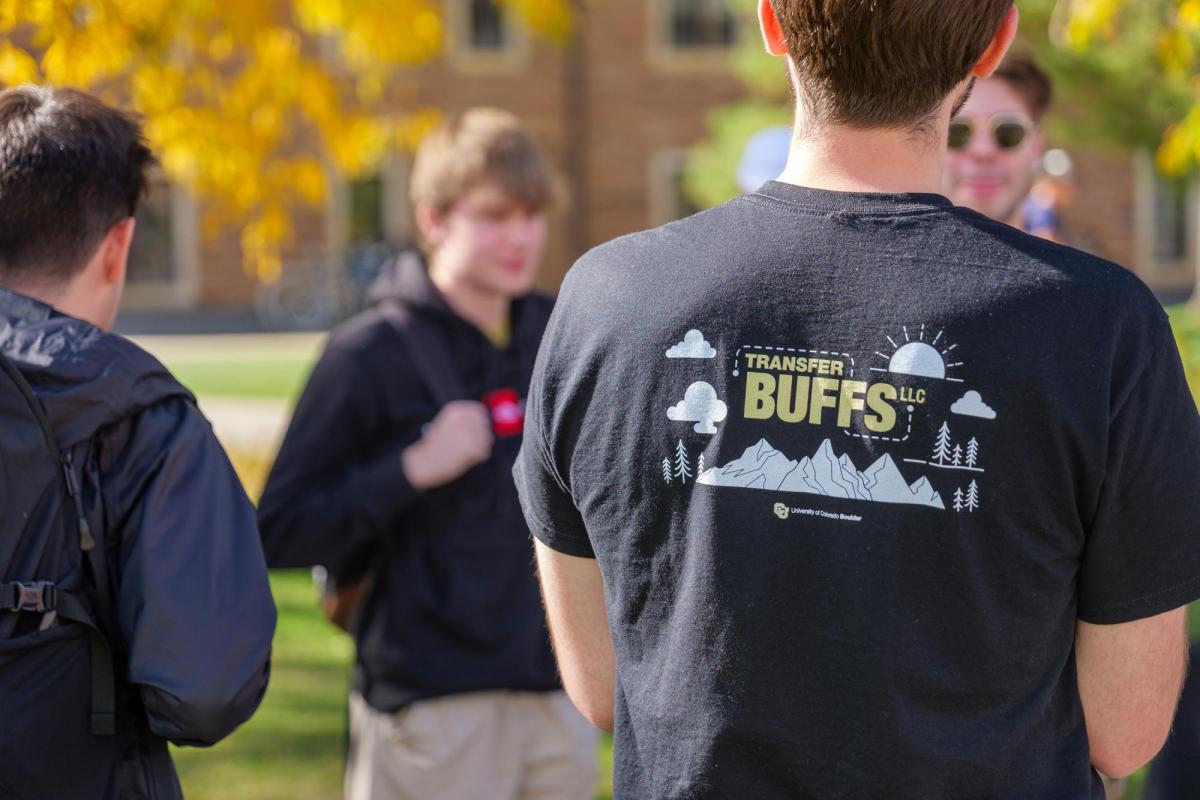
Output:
[
  {"xmin": 951, "ymin": 390, "xmax": 997, "ymax": 420},
  {"xmin": 666, "ymin": 330, "xmax": 717, "ymax": 359},
  {"xmin": 667, "ymin": 381, "xmax": 728, "ymax": 434}
]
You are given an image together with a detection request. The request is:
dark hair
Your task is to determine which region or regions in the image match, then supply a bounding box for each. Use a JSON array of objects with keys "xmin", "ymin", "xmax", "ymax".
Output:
[
  {"xmin": 992, "ymin": 56, "xmax": 1054, "ymax": 121},
  {"xmin": 769, "ymin": 0, "xmax": 1014, "ymax": 131},
  {"xmin": 0, "ymin": 85, "xmax": 153, "ymax": 285}
]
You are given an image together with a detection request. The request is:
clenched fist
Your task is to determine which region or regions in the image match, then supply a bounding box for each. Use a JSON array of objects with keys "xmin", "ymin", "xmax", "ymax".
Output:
[{"xmin": 402, "ymin": 401, "xmax": 494, "ymax": 490}]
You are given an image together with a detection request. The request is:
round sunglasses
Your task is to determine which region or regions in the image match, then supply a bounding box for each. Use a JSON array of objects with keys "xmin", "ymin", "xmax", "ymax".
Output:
[{"xmin": 948, "ymin": 114, "xmax": 1035, "ymax": 152}]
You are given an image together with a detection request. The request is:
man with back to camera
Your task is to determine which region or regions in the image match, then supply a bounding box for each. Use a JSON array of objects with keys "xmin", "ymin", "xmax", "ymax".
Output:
[
  {"xmin": 257, "ymin": 108, "xmax": 597, "ymax": 800},
  {"xmin": 944, "ymin": 55, "xmax": 1064, "ymax": 240},
  {"xmin": 0, "ymin": 86, "xmax": 276, "ymax": 797},
  {"xmin": 514, "ymin": 2, "xmax": 1200, "ymax": 798}
]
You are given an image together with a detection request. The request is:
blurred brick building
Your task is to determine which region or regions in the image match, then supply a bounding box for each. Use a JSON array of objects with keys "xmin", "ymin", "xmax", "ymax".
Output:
[{"xmin": 125, "ymin": 0, "xmax": 1197, "ymax": 319}]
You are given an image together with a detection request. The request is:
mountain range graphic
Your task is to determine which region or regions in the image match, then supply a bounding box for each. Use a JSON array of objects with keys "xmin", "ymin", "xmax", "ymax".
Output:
[{"xmin": 696, "ymin": 438, "xmax": 945, "ymax": 510}]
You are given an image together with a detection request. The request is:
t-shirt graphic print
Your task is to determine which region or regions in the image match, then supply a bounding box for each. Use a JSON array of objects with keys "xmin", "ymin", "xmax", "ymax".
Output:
[
  {"xmin": 669, "ymin": 324, "xmax": 994, "ymax": 523},
  {"xmin": 515, "ymin": 182, "xmax": 1200, "ymax": 800}
]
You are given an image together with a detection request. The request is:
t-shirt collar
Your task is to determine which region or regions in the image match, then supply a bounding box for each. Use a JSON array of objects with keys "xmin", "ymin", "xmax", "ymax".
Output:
[{"xmin": 754, "ymin": 180, "xmax": 953, "ymax": 214}]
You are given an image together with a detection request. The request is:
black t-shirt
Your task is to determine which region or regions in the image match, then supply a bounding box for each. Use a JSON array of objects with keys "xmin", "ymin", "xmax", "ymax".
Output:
[{"xmin": 515, "ymin": 182, "xmax": 1200, "ymax": 799}]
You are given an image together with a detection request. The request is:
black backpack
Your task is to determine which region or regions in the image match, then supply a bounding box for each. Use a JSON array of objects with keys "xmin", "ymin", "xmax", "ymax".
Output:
[
  {"xmin": 0, "ymin": 351, "xmax": 118, "ymax": 798},
  {"xmin": 319, "ymin": 298, "xmax": 468, "ymax": 633}
]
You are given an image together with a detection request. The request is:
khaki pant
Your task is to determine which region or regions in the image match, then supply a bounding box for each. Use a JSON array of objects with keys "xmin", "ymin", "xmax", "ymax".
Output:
[{"xmin": 345, "ymin": 690, "xmax": 598, "ymax": 800}]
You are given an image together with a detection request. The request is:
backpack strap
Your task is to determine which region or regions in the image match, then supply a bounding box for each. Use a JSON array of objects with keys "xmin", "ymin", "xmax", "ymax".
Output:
[
  {"xmin": 0, "ymin": 581, "xmax": 115, "ymax": 735},
  {"xmin": 0, "ymin": 353, "xmax": 116, "ymax": 737},
  {"xmin": 376, "ymin": 301, "xmax": 469, "ymax": 407},
  {"xmin": 55, "ymin": 590, "xmax": 116, "ymax": 735}
]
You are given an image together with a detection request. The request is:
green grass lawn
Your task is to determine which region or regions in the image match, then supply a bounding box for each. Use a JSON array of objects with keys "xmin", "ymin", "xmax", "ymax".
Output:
[
  {"xmin": 172, "ymin": 572, "xmax": 353, "ymax": 799},
  {"xmin": 158, "ymin": 307, "xmax": 1200, "ymax": 800},
  {"xmin": 132, "ymin": 333, "xmax": 324, "ymax": 401},
  {"xmin": 171, "ymin": 571, "xmax": 615, "ymax": 799},
  {"xmin": 169, "ymin": 359, "xmax": 314, "ymax": 400}
]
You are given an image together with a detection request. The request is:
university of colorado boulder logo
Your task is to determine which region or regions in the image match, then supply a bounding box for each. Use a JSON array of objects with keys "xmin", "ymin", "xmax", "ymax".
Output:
[{"xmin": 484, "ymin": 388, "xmax": 524, "ymax": 437}]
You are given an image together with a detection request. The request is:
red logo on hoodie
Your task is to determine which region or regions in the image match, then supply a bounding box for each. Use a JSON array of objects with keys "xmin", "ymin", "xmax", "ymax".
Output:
[{"xmin": 484, "ymin": 388, "xmax": 524, "ymax": 437}]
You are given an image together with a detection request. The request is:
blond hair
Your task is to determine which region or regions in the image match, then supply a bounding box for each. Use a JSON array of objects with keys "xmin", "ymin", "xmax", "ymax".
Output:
[{"xmin": 410, "ymin": 108, "xmax": 556, "ymax": 216}]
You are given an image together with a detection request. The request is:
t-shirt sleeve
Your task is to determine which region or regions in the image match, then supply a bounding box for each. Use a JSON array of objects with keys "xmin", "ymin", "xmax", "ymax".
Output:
[
  {"xmin": 514, "ymin": 427, "xmax": 594, "ymax": 558},
  {"xmin": 1078, "ymin": 327, "xmax": 1200, "ymax": 624},
  {"xmin": 513, "ymin": 325, "xmax": 595, "ymax": 558}
]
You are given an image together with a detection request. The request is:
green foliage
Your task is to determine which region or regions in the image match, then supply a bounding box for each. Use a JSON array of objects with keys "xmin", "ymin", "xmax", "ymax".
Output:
[
  {"xmin": 1048, "ymin": 0, "xmax": 1200, "ymax": 173},
  {"xmin": 1017, "ymin": 0, "xmax": 1195, "ymax": 159},
  {"xmin": 684, "ymin": 101, "xmax": 791, "ymax": 208}
]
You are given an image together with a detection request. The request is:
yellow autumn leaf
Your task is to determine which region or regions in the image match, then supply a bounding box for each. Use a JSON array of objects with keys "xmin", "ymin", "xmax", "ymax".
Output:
[
  {"xmin": 0, "ymin": 42, "xmax": 39, "ymax": 85},
  {"xmin": 1181, "ymin": 0, "xmax": 1200, "ymax": 29}
]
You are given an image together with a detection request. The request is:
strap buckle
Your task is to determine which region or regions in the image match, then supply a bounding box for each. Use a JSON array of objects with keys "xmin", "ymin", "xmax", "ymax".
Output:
[{"xmin": 15, "ymin": 581, "xmax": 56, "ymax": 613}]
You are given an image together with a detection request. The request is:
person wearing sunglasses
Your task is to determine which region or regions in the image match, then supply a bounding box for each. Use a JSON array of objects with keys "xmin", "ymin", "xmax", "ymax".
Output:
[{"xmin": 944, "ymin": 56, "xmax": 1055, "ymax": 237}]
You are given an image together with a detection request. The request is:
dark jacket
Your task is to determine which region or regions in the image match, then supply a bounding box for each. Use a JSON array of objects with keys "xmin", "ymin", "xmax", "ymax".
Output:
[
  {"xmin": 0, "ymin": 289, "xmax": 276, "ymax": 799},
  {"xmin": 257, "ymin": 261, "xmax": 559, "ymax": 712}
]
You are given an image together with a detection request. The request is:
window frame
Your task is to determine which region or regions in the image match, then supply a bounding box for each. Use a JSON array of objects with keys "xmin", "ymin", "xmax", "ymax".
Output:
[
  {"xmin": 1134, "ymin": 150, "xmax": 1199, "ymax": 284},
  {"xmin": 445, "ymin": 0, "xmax": 530, "ymax": 73},
  {"xmin": 121, "ymin": 175, "xmax": 201, "ymax": 310},
  {"xmin": 327, "ymin": 156, "xmax": 413, "ymax": 254},
  {"xmin": 648, "ymin": 148, "xmax": 702, "ymax": 227},
  {"xmin": 647, "ymin": 0, "xmax": 738, "ymax": 72}
]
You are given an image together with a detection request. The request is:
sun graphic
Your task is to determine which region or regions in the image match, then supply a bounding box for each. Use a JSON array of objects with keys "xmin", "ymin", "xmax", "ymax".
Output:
[{"xmin": 872, "ymin": 324, "xmax": 963, "ymax": 383}]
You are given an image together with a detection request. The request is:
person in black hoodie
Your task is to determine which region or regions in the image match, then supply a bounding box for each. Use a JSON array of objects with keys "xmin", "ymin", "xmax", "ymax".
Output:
[
  {"xmin": 258, "ymin": 108, "xmax": 597, "ymax": 799},
  {"xmin": 0, "ymin": 87, "xmax": 276, "ymax": 797}
]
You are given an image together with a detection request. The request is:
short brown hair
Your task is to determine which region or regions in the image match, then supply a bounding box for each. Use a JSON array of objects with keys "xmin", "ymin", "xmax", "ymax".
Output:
[
  {"xmin": 770, "ymin": 0, "xmax": 1013, "ymax": 130},
  {"xmin": 0, "ymin": 85, "xmax": 152, "ymax": 285},
  {"xmin": 991, "ymin": 56, "xmax": 1054, "ymax": 121},
  {"xmin": 410, "ymin": 108, "xmax": 556, "ymax": 216}
]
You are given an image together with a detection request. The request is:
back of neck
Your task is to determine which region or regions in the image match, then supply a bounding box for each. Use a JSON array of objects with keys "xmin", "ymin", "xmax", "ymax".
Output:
[{"xmin": 777, "ymin": 123, "xmax": 947, "ymax": 196}]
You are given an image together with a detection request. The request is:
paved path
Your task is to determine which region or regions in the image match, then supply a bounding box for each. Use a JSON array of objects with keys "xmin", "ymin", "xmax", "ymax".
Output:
[
  {"xmin": 194, "ymin": 396, "xmax": 293, "ymax": 457},
  {"xmin": 130, "ymin": 333, "xmax": 320, "ymax": 456},
  {"xmin": 130, "ymin": 332, "xmax": 325, "ymax": 364}
]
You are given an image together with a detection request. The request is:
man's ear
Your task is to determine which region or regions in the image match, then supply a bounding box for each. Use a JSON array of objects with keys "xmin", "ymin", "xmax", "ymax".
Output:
[
  {"xmin": 972, "ymin": 4, "xmax": 1020, "ymax": 78},
  {"xmin": 415, "ymin": 203, "xmax": 445, "ymax": 249},
  {"xmin": 100, "ymin": 217, "xmax": 136, "ymax": 286},
  {"xmin": 758, "ymin": 0, "xmax": 788, "ymax": 57}
]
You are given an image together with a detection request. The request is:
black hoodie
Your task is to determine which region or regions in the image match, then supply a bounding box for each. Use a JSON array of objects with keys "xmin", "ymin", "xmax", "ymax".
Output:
[
  {"xmin": 258, "ymin": 260, "xmax": 560, "ymax": 711},
  {"xmin": 0, "ymin": 288, "xmax": 276, "ymax": 800}
]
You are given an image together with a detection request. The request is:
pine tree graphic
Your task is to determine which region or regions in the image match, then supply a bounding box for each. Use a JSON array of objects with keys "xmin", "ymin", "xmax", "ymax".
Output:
[
  {"xmin": 674, "ymin": 440, "xmax": 692, "ymax": 482},
  {"xmin": 966, "ymin": 438, "xmax": 980, "ymax": 469},
  {"xmin": 662, "ymin": 458, "xmax": 673, "ymax": 484},
  {"xmin": 697, "ymin": 453, "xmax": 706, "ymax": 475},
  {"xmin": 965, "ymin": 480, "xmax": 980, "ymax": 512},
  {"xmin": 951, "ymin": 444, "xmax": 963, "ymax": 466},
  {"xmin": 932, "ymin": 422, "xmax": 953, "ymax": 465},
  {"xmin": 953, "ymin": 487, "xmax": 965, "ymax": 512}
]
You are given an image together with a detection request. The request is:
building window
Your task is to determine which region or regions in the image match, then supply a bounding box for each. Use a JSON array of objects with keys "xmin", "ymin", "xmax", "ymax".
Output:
[
  {"xmin": 127, "ymin": 179, "xmax": 176, "ymax": 285},
  {"xmin": 349, "ymin": 175, "xmax": 386, "ymax": 248},
  {"xmin": 1135, "ymin": 151, "xmax": 1197, "ymax": 280},
  {"xmin": 668, "ymin": 0, "xmax": 736, "ymax": 48},
  {"xmin": 468, "ymin": 0, "xmax": 507, "ymax": 50},
  {"xmin": 649, "ymin": 150, "xmax": 704, "ymax": 227},
  {"xmin": 446, "ymin": 0, "xmax": 526, "ymax": 69},
  {"xmin": 328, "ymin": 158, "xmax": 412, "ymax": 254},
  {"xmin": 1154, "ymin": 175, "xmax": 1190, "ymax": 265},
  {"xmin": 122, "ymin": 176, "xmax": 199, "ymax": 309}
]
